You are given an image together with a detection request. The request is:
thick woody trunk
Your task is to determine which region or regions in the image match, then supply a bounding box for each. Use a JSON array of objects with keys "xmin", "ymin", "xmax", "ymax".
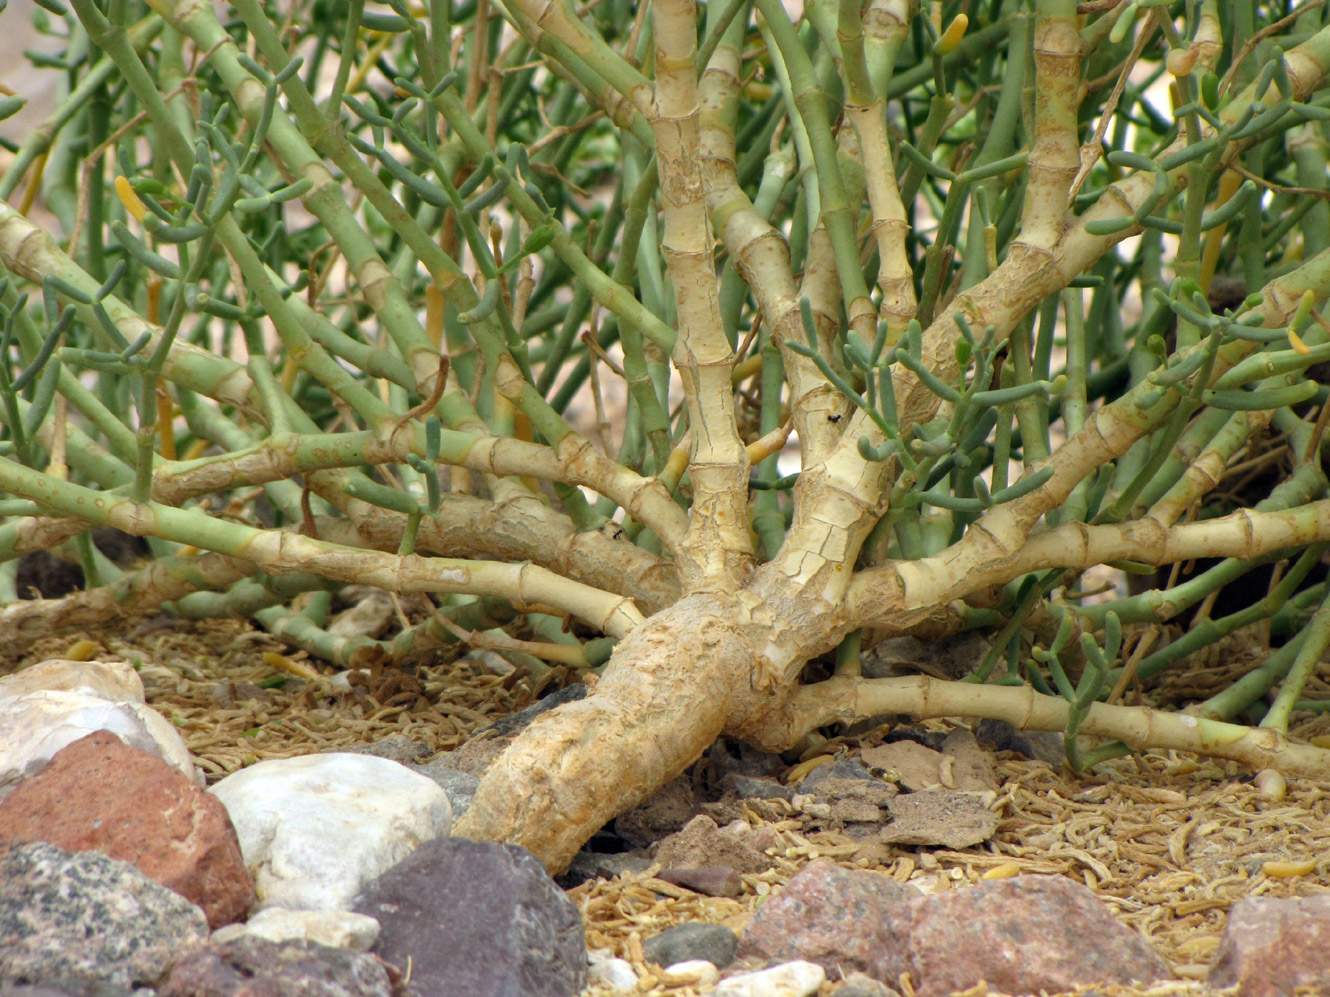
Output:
[
  {"xmin": 452, "ymin": 595, "xmax": 764, "ymax": 871},
  {"xmin": 453, "ymin": 531, "xmax": 879, "ymax": 872},
  {"xmin": 452, "ymin": 477, "xmax": 881, "ymax": 871}
]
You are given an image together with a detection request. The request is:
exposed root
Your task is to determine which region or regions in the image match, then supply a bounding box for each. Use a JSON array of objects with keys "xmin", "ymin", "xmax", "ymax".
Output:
[{"xmin": 774, "ymin": 674, "xmax": 1330, "ymax": 781}]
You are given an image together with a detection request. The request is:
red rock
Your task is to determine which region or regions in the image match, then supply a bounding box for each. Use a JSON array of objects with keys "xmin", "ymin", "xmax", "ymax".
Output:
[
  {"xmin": 0, "ymin": 730, "xmax": 254, "ymax": 928},
  {"xmin": 739, "ymin": 869, "xmax": 1167, "ymax": 995},
  {"xmin": 875, "ymin": 875, "xmax": 1167, "ymax": 996},
  {"xmin": 1209, "ymin": 894, "xmax": 1330, "ymax": 996},
  {"xmin": 737, "ymin": 860, "xmax": 915, "ymax": 976}
]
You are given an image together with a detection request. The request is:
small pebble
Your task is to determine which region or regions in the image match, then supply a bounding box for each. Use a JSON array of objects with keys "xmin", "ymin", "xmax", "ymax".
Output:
[
  {"xmin": 662, "ymin": 959, "xmax": 721, "ymax": 986},
  {"xmin": 658, "ymin": 865, "xmax": 744, "ymax": 898},
  {"xmin": 642, "ymin": 921, "xmax": 737, "ymax": 968},
  {"xmin": 587, "ymin": 948, "xmax": 638, "ymax": 992},
  {"xmin": 211, "ymin": 907, "xmax": 380, "ymax": 951},
  {"xmin": 714, "ymin": 960, "xmax": 826, "ymax": 997},
  {"xmin": 833, "ymin": 973, "xmax": 902, "ymax": 997}
]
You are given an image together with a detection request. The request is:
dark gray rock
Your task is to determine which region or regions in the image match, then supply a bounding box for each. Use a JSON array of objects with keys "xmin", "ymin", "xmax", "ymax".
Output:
[
  {"xmin": 441, "ymin": 686, "xmax": 590, "ymax": 777},
  {"xmin": 832, "ymin": 975, "xmax": 901, "ymax": 997},
  {"xmin": 974, "ymin": 718, "xmax": 1065, "ymax": 766},
  {"xmin": 702, "ymin": 739, "xmax": 785, "ymax": 784},
  {"xmin": 0, "ymin": 983, "xmax": 153, "ymax": 997},
  {"xmin": 1209, "ymin": 894, "xmax": 1330, "ymax": 996},
  {"xmin": 801, "ymin": 758, "xmax": 879, "ymax": 787},
  {"xmin": 411, "ymin": 762, "xmax": 479, "ymax": 820},
  {"xmin": 554, "ymin": 850, "xmax": 652, "ymax": 889},
  {"xmin": 718, "ymin": 774, "xmax": 796, "ymax": 801},
  {"xmin": 861, "ymin": 633, "xmax": 988, "ymax": 681},
  {"xmin": 482, "ymin": 684, "xmax": 586, "ymax": 737},
  {"xmin": 156, "ymin": 937, "xmax": 402, "ymax": 997},
  {"xmin": 0, "ymin": 842, "xmax": 207, "ymax": 990},
  {"xmin": 883, "ymin": 728, "xmax": 949, "ymax": 752},
  {"xmin": 615, "ymin": 775, "xmax": 696, "ymax": 849},
  {"xmin": 353, "ymin": 837, "xmax": 585, "ymax": 997},
  {"xmin": 333, "ymin": 737, "xmax": 432, "ymax": 766},
  {"xmin": 642, "ymin": 923, "xmax": 737, "ymax": 969}
]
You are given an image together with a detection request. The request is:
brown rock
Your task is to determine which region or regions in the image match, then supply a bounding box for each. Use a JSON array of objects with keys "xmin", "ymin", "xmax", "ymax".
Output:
[
  {"xmin": 158, "ymin": 936, "xmax": 405, "ymax": 997},
  {"xmin": 698, "ymin": 796, "xmax": 791, "ymax": 828},
  {"xmin": 829, "ymin": 798, "xmax": 885, "ymax": 823},
  {"xmin": 616, "ymin": 774, "xmax": 696, "ymax": 848},
  {"xmin": 653, "ymin": 815, "xmax": 772, "ymax": 875},
  {"xmin": 800, "ymin": 759, "xmax": 898, "ymax": 809},
  {"xmin": 876, "ymin": 875, "xmax": 1168, "ymax": 995},
  {"xmin": 879, "ymin": 789, "xmax": 997, "ymax": 848},
  {"xmin": 793, "ymin": 758, "xmax": 897, "ymax": 833},
  {"xmin": 657, "ymin": 865, "xmax": 744, "ymax": 898},
  {"xmin": 209, "ymin": 680, "xmax": 269, "ymax": 707},
  {"xmin": 860, "ymin": 740, "xmax": 948, "ymax": 791},
  {"xmin": 0, "ymin": 730, "xmax": 254, "ymax": 928},
  {"xmin": 1209, "ymin": 894, "xmax": 1330, "ymax": 996},
  {"xmin": 744, "ymin": 824, "xmax": 782, "ymax": 855},
  {"xmin": 737, "ymin": 860, "xmax": 916, "ymax": 976},
  {"xmin": 939, "ymin": 729, "xmax": 999, "ymax": 792}
]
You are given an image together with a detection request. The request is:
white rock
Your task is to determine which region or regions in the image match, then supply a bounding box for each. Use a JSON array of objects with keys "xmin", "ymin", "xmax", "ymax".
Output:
[
  {"xmin": 713, "ymin": 961, "xmax": 826, "ymax": 997},
  {"xmin": 0, "ymin": 660, "xmax": 201, "ymax": 800},
  {"xmin": 327, "ymin": 670, "xmax": 370, "ymax": 693},
  {"xmin": 328, "ymin": 591, "xmax": 395, "ymax": 638},
  {"xmin": 587, "ymin": 948, "xmax": 638, "ymax": 992},
  {"xmin": 462, "ymin": 648, "xmax": 516, "ymax": 677},
  {"xmin": 662, "ymin": 959, "xmax": 721, "ymax": 986},
  {"xmin": 210, "ymin": 907, "xmax": 380, "ymax": 951},
  {"xmin": 0, "ymin": 659, "xmax": 146, "ymax": 701},
  {"xmin": 210, "ymin": 752, "xmax": 453, "ymax": 911},
  {"xmin": 209, "ymin": 923, "xmax": 247, "ymax": 944}
]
